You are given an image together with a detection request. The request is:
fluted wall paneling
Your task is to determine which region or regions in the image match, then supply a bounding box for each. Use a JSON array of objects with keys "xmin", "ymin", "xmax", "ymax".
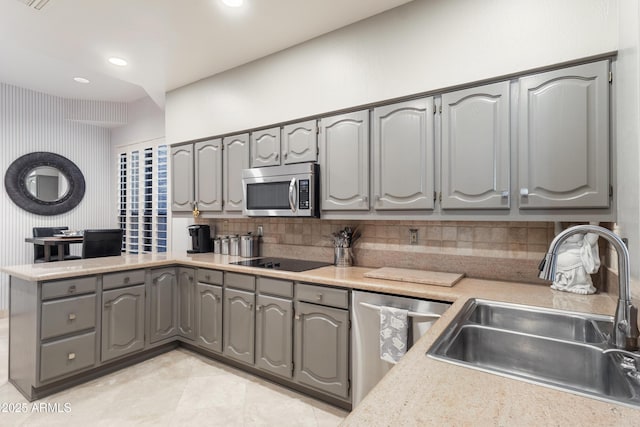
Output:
[{"xmin": 0, "ymin": 83, "xmax": 126, "ymax": 312}]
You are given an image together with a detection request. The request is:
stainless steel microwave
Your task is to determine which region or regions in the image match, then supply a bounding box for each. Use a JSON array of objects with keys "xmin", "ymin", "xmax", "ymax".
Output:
[{"xmin": 242, "ymin": 163, "xmax": 319, "ymax": 217}]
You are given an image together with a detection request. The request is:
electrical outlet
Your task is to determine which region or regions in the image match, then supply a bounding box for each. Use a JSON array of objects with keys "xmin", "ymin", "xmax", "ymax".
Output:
[
  {"xmin": 409, "ymin": 228, "xmax": 418, "ymax": 245},
  {"xmin": 257, "ymin": 225, "xmax": 263, "ymax": 236}
]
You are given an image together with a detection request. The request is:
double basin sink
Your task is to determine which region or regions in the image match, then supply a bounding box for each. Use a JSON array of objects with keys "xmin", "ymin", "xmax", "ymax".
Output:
[{"xmin": 428, "ymin": 299, "xmax": 640, "ymax": 408}]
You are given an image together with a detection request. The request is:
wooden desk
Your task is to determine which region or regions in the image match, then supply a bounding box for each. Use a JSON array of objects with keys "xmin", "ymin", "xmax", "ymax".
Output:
[{"xmin": 25, "ymin": 236, "xmax": 83, "ymax": 262}]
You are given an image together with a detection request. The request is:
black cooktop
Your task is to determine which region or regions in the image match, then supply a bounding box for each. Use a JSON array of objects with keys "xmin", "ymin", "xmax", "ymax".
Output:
[{"xmin": 230, "ymin": 257, "xmax": 331, "ymax": 272}]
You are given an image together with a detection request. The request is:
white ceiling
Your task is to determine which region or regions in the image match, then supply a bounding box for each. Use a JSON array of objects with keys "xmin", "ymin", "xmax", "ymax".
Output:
[{"xmin": 0, "ymin": 0, "xmax": 414, "ymax": 107}]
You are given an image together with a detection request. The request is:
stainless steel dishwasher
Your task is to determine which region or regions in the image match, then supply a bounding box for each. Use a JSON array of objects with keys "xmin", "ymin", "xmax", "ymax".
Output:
[{"xmin": 351, "ymin": 290, "xmax": 451, "ymax": 406}]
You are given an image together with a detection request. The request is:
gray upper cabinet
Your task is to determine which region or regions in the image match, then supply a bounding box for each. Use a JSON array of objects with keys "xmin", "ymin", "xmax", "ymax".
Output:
[
  {"xmin": 255, "ymin": 294, "xmax": 293, "ymax": 379},
  {"xmin": 195, "ymin": 283, "xmax": 223, "ymax": 353},
  {"xmin": 194, "ymin": 139, "xmax": 223, "ymax": 212},
  {"xmin": 251, "ymin": 127, "xmax": 281, "ymax": 167},
  {"xmin": 518, "ymin": 60, "xmax": 610, "ymax": 209},
  {"xmin": 223, "ymin": 287, "xmax": 255, "ymax": 365},
  {"xmin": 294, "ymin": 301, "xmax": 349, "ymax": 399},
  {"xmin": 223, "ymin": 133, "xmax": 250, "ymax": 212},
  {"xmin": 171, "ymin": 144, "xmax": 194, "ymax": 212},
  {"xmin": 319, "ymin": 110, "xmax": 370, "ymax": 211},
  {"xmin": 372, "ymin": 98, "xmax": 435, "ymax": 210},
  {"xmin": 441, "ymin": 82, "xmax": 511, "ymax": 210},
  {"xmin": 177, "ymin": 268, "xmax": 196, "ymax": 340},
  {"xmin": 101, "ymin": 284, "xmax": 145, "ymax": 362},
  {"xmin": 149, "ymin": 268, "xmax": 177, "ymax": 343},
  {"xmin": 282, "ymin": 120, "xmax": 318, "ymax": 164}
]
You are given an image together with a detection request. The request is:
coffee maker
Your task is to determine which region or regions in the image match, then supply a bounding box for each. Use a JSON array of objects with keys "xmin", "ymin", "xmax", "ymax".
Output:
[{"xmin": 187, "ymin": 225, "xmax": 212, "ymax": 253}]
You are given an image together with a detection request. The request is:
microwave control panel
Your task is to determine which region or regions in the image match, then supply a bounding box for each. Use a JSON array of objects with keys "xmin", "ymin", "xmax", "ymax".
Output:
[{"xmin": 299, "ymin": 179, "xmax": 310, "ymax": 209}]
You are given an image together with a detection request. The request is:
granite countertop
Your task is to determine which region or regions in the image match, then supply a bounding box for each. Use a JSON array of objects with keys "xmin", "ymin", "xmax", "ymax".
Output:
[{"xmin": 3, "ymin": 253, "xmax": 640, "ymax": 424}]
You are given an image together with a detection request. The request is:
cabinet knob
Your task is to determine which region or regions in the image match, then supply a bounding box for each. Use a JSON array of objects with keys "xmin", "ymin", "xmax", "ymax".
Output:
[
  {"xmin": 501, "ymin": 191, "xmax": 509, "ymax": 198},
  {"xmin": 363, "ymin": 195, "xmax": 368, "ymax": 204},
  {"xmin": 68, "ymin": 313, "xmax": 76, "ymax": 321},
  {"xmin": 68, "ymin": 285, "xmax": 76, "ymax": 294},
  {"xmin": 275, "ymin": 153, "xmax": 279, "ymax": 161},
  {"xmin": 123, "ymin": 277, "xmax": 130, "ymax": 284},
  {"xmin": 248, "ymin": 303, "xmax": 253, "ymax": 310},
  {"xmin": 520, "ymin": 188, "xmax": 529, "ymax": 197},
  {"xmin": 205, "ymin": 275, "xmax": 210, "ymax": 280},
  {"xmin": 316, "ymin": 293, "xmax": 323, "ymax": 301},
  {"xmin": 295, "ymin": 314, "xmax": 301, "ymax": 321},
  {"xmin": 68, "ymin": 352, "xmax": 76, "ymax": 360},
  {"xmin": 104, "ymin": 302, "xmax": 112, "ymax": 309},
  {"xmin": 256, "ymin": 304, "xmax": 262, "ymax": 311},
  {"xmin": 283, "ymin": 152, "xmax": 288, "ymax": 159},
  {"xmin": 215, "ymin": 296, "xmax": 221, "ymax": 302}
]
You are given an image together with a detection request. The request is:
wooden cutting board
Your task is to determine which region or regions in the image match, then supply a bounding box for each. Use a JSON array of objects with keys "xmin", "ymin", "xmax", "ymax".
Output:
[{"xmin": 363, "ymin": 267, "xmax": 464, "ymax": 287}]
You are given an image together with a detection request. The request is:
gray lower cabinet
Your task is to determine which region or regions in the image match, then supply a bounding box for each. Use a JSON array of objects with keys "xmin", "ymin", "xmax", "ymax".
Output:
[
  {"xmin": 101, "ymin": 284, "xmax": 145, "ymax": 362},
  {"xmin": 177, "ymin": 267, "xmax": 196, "ymax": 340},
  {"xmin": 255, "ymin": 294, "xmax": 293, "ymax": 379},
  {"xmin": 294, "ymin": 301, "xmax": 349, "ymax": 399},
  {"xmin": 223, "ymin": 287, "xmax": 255, "ymax": 365},
  {"xmin": 149, "ymin": 268, "xmax": 178, "ymax": 343},
  {"xmin": 195, "ymin": 283, "xmax": 223, "ymax": 352}
]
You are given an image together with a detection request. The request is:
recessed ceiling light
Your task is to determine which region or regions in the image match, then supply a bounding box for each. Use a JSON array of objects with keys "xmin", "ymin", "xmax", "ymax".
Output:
[
  {"xmin": 108, "ymin": 57, "xmax": 128, "ymax": 67},
  {"xmin": 222, "ymin": 0, "xmax": 243, "ymax": 7},
  {"xmin": 73, "ymin": 77, "xmax": 90, "ymax": 84}
]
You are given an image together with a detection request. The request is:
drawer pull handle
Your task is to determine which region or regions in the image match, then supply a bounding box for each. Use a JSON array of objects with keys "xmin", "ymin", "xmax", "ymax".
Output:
[
  {"xmin": 124, "ymin": 277, "xmax": 130, "ymax": 284},
  {"xmin": 205, "ymin": 275, "xmax": 210, "ymax": 280},
  {"xmin": 68, "ymin": 313, "xmax": 76, "ymax": 321},
  {"xmin": 68, "ymin": 352, "xmax": 76, "ymax": 360},
  {"xmin": 68, "ymin": 285, "xmax": 76, "ymax": 294},
  {"xmin": 316, "ymin": 293, "xmax": 323, "ymax": 301}
]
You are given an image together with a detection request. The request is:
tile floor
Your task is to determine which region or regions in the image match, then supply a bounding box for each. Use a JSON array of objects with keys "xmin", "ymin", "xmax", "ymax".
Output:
[{"xmin": 0, "ymin": 318, "xmax": 347, "ymax": 426}]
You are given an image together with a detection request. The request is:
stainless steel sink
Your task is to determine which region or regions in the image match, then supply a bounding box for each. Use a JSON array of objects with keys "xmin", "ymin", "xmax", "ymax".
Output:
[
  {"xmin": 428, "ymin": 299, "xmax": 640, "ymax": 408},
  {"xmin": 466, "ymin": 299, "xmax": 612, "ymax": 343}
]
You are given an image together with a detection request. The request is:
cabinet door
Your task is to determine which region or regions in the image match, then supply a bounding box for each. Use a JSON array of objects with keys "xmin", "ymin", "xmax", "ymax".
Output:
[
  {"xmin": 171, "ymin": 144, "xmax": 194, "ymax": 212},
  {"xmin": 251, "ymin": 127, "xmax": 281, "ymax": 167},
  {"xmin": 177, "ymin": 268, "xmax": 196, "ymax": 340},
  {"xmin": 518, "ymin": 60, "xmax": 609, "ymax": 209},
  {"xmin": 223, "ymin": 288, "xmax": 255, "ymax": 365},
  {"xmin": 373, "ymin": 98, "xmax": 435, "ymax": 210},
  {"xmin": 149, "ymin": 268, "xmax": 177, "ymax": 343},
  {"xmin": 102, "ymin": 285, "xmax": 145, "ymax": 362},
  {"xmin": 441, "ymin": 82, "xmax": 510, "ymax": 209},
  {"xmin": 282, "ymin": 120, "xmax": 318, "ymax": 164},
  {"xmin": 319, "ymin": 111, "xmax": 370, "ymax": 210},
  {"xmin": 223, "ymin": 133, "xmax": 250, "ymax": 212},
  {"xmin": 294, "ymin": 301, "xmax": 349, "ymax": 399},
  {"xmin": 256, "ymin": 294, "xmax": 293, "ymax": 379},
  {"xmin": 195, "ymin": 139, "xmax": 223, "ymax": 212},
  {"xmin": 195, "ymin": 283, "xmax": 223, "ymax": 353}
]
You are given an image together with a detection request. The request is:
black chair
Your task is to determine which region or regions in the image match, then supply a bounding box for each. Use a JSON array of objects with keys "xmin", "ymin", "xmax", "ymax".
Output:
[
  {"xmin": 82, "ymin": 229, "xmax": 123, "ymax": 259},
  {"xmin": 33, "ymin": 226, "xmax": 82, "ymax": 263}
]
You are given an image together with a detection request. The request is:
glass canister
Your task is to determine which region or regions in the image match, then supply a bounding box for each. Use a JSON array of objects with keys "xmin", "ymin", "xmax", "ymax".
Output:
[{"xmin": 229, "ymin": 235, "xmax": 240, "ymax": 256}]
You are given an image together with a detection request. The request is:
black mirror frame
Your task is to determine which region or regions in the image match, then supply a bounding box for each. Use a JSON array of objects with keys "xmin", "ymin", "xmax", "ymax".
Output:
[{"xmin": 4, "ymin": 152, "xmax": 85, "ymax": 216}]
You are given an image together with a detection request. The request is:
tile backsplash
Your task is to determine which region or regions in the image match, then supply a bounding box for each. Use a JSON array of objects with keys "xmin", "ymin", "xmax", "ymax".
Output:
[{"xmin": 202, "ymin": 218, "xmax": 564, "ymax": 285}]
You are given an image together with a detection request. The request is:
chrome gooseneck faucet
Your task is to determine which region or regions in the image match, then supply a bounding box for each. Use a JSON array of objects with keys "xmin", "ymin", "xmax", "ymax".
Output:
[{"xmin": 538, "ymin": 225, "xmax": 639, "ymax": 351}]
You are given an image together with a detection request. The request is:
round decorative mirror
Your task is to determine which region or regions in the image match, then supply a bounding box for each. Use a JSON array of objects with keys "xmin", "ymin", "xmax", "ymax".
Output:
[{"xmin": 4, "ymin": 152, "xmax": 85, "ymax": 215}]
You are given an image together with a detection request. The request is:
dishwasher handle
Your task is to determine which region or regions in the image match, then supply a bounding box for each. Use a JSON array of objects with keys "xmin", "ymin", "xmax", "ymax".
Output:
[{"xmin": 358, "ymin": 302, "xmax": 442, "ymax": 321}]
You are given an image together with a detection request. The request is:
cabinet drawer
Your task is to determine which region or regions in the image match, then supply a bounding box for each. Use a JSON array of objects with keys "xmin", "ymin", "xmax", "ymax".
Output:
[
  {"xmin": 257, "ymin": 277, "xmax": 293, "ymax": 298},
  {"xmin": 40, "ymin": 331, "xmax": 96, "ymax": 383},
  {"xmin": 41, "ymin": 277, "xmax": 97, "ymax": 300},
  {"xmin": 41, "ymin": 294, "xmax": 96, "ymax": 340},
  {"xmin": 225, "ymin": 272, "xmax": 255, "ymax": 291},
  {"xmin": 103, "ymin": 269, "xmax": 145, "ymax": 290},
  {"xmin": 197, "ymin": 269, "xmax": 223, "ymax": 285},
  {"xmin": 296, "ymin": 283, "xmax": 349, "ymax": 309}
]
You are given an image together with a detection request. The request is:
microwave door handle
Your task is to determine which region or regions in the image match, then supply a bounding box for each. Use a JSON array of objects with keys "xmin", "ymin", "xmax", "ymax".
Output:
[{"xmin": 289, "ymin": 177, "xmax": 297, "ymax": 213}]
